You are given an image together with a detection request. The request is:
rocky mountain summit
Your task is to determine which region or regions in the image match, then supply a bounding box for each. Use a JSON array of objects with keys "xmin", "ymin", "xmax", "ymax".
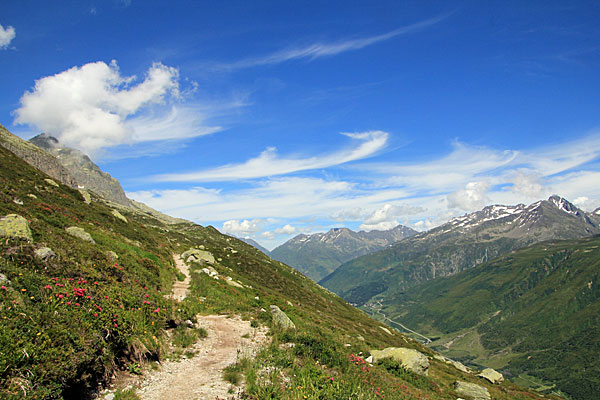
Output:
[
  {"xmin": 321, "ymin": 196, "xmax": 600, "ymax": 305},
  {"xmin": 29, "ymin": 133, "xmax": 131, "ymax": 206},
  {"xmin": 0, "ymin": 124, "xmax": 78, "ymax": 189},
  {"xmin": 271, "ymin": 225, "xmax": 417, "ymax": 281}
]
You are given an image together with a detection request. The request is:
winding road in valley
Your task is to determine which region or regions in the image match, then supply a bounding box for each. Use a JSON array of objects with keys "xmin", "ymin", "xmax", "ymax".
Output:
[{"xmin": 366, "ymin": 299, "xmax": 433, "ymax": 344}]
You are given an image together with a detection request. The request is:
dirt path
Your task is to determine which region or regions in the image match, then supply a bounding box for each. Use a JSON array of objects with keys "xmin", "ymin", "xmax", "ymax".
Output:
[
  {"xmin": 171, "ymin": 254, "xmax": 190, "ymax": 301},
  {"xmin": 137, "ymin": 314, "xmax": 268, "ymax": 400}
]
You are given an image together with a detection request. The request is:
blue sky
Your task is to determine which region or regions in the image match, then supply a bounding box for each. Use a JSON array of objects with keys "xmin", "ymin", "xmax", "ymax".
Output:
[{"xmin": 2, "ymin": 1, "xmax": 600, "ymax": 249}]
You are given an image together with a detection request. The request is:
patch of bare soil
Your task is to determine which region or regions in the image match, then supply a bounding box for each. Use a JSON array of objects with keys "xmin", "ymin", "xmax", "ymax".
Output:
[
  {"xmin": 170, "ymin": 254, "xmax": 190, "ymax": 301},
  {"xmin": 136, "ymin": 314, "xmax": 268, "ymax": 400}
]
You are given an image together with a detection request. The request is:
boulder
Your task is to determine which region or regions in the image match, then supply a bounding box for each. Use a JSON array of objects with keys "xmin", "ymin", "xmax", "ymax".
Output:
[
  {"xmin": 35, "ymin": 247, "xmax": 56, "ymax": 261},
  {"xmin": 478, "ymin": 368, "xmax": 503, "ymax": 384},
  {"xmin": 111, "ymin": 210, "xmax": 128, "ymax": 223},
  {"xmin": 182, "ymin": 248, "xmax": 215, "ymax": 265},
  {"xmin": 66, "ymin": 226, "xmax": 95, "ymax": 243},
  {"xmin": 106, "ymin": 251, "xmax": 119, "ymax": 262},
  {"xmin": 0, "ymin": 273, "xmax": 9, "ymax": 284},
  {"xmin": 270, "ymin": 305, "xmax": 296, "ymax": 330},
  {"xmin": 44, "ymin": 178, "xmax": 59, "ymax": 187},
  {"xmin": 0, "ymin": 214, "xmax": 32, "ymax": 241},
  {"xmin": 225, "ymin": 277, "xmax": 243, "ymax": 288},
  {"xmin": 370, "ymin": 347, "xmax": 429, "ymax": 376},
  {"xmin": 78, "ymin": 189, "xmax": 91, "ymax": 204},
  {"xmin": 434, "ymin": 354, "xmax": 471, "ymax": 373},
  {"xmin": 453, "ymin": 381, "xmax": 490, "ymax": 400},
  {"xmin": 379, "ymin": 326, "xmax": 392, "ymax": 335}
]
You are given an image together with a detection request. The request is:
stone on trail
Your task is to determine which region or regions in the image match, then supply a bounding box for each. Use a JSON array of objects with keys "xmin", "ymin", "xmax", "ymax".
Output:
[
  {"xmin": 370, "ymin": 347, "xmax": 430, "ymax": 376},
  {"xmin": 0, "ymin": 214, "xmax": 32, "ymax": 241},
  {"xmin": 270, "ymin": 305, "xmax": 296, "ymax": 330},
  {"xmin": 453, "ymin": 381, "xmax": 490, "ymax": 400},
  {"xmin": 66, "ymin": 226, "xmax": 95, "ymax": 243}
]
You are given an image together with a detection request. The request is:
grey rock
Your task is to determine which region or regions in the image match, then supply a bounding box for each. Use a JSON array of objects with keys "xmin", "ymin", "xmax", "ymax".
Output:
[
  {"xmin": 478, "ymin": 368, "xmax": 503, "ymax": 384},
  {"xmin": 106, "ymin": 251, "xmax": 119, "ymax": 262},
  {"xmin": 111, "ymin": 209, "xmax": 128, "ymax": 223},
  {"xmin": 270, "ymin": 305, "xmax": 296, "ymax": 330},
  {"xmin": 370, "ymin": 347, "xmax": 429, "ymax": 376},
  {"xmin": 78, "ymin": 188, "xmax": 91, "ymax": 204},
  {"xmin": 35, "ymin": 247, "xmax": 56, "ymax": 261},
  {"xmin": 453, "ymin": 381, "xmax": 490, "ymax": 400},
  {"xmin": 0, "ymin": 273, "xmax": 9, "ymax": 284},
  {"xmin": 0, "ymin": 214, "xmax": 32, "ymax": 241},
  {"xmin": 44, "ymin": 178, "xmax": 59, "ymax": 187},
  {"xmin": 0, "ymin": 124, "xmax": 78, "ymax": 188},
  {"xmin": 66, "ymin": 226, "xmax": 95, "ymax": 243},
  {"xmin": 182, "ymin": 249, "xmax": 215, "ymax": 264},
  {"xmin": 30, "ymin": 133, "xmax": 131, "ymax": 206}
]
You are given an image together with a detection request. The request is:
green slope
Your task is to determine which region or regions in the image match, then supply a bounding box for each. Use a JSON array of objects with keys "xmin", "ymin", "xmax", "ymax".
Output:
[
  {"xmin": 0, "ymin": 139, "xmax": 557, "ymax": 400},
  {"xmin": 381, "ymin": 236, "xmax": 600, "ymax": 399}
]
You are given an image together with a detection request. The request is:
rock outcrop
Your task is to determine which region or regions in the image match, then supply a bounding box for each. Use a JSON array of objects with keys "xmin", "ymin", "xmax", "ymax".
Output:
[
  {"xmin": 434, "ymin": 354, "xmax": 471, "ymax": 373},
  {"xmin": 370, "ymin": 347, "xmax": 429, "ymax": 376},
  {"xmin": 0, "ymin": 214, "xmax": 32, "ymax": 241},
  {"xmin": 30, "ymin": 133, "xmax": 131, "ymax": 206},
  {"xmin": 0, "ymin": 124, "xmax": 78, "ymax": 188},
  {"xmin": 270, "ymin": 305, "xmax": 296, "ymax": 330},
  {"xmin": 453, "ymin": 381, "xmax": 490, "ymax": 400},
  {"xmin": 66, "ymin": 226, "xmax": 95, "ymax": 243},
  {"xmin": 478, "ymin": 368, "xmax": 503, "ymax": 384},
  {"xmin": 35, "ymin": 247, "xmax": 56, "ymax": 261},
  {"xmin": 111, "ymin": 210, "xmax": 128, "ymax": 223},
  {"xmin": 182, "ymin": 249, "xmax": 215, "ymax": 265}
]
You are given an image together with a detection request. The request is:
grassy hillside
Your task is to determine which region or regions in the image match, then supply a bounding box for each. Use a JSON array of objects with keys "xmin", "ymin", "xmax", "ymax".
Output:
[
  {"xmin": 380, "ymin": 235, "xmax": 600, "ymax": 399},
  {"xmin": 0, "ymin": 143, "xmax": 558, "ymax": 400}
]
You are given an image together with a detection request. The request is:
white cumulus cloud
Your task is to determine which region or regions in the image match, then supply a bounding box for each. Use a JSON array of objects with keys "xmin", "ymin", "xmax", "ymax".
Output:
[
  {"xmin": 222, "ymin": 219, "xmax": 263, "ymax": 236},
  {"xmin": 0, "ymin": 24, "xmax": 15, "ymax": 49},
  {"xmin": 509, "ymin": 171, "xmax": 547, "ymax": 198},
  {"xmin": 13, "ymin": 60, "xmax": 189, "ymax": 155},
  {"xmin": 447, "ymin": 181, "xmax": 491, "ymax": 211},
  {"xmin": 274, "ymin": 224, "xmax": 297, "ymax": 235},
  {"xmin": 360, "ymin": 203, "xmax": 423, "ymax": 231}
]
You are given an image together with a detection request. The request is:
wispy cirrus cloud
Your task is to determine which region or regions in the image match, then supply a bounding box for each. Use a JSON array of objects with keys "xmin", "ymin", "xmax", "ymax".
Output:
[
  {"xmin": 208, "ymin": 15, "xmax": 449, "ymax": 71},
  {"xmin": 153, "ymin": 130, "xmax": 388, "ymax": 182}
]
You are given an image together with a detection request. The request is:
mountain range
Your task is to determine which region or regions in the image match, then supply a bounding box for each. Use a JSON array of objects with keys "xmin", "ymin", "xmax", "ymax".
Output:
[
  {"xmin": 271, "ymin": 225, "xmax": 417, "ymax": 281},
  {"xmin": 320, "ymin": 196, "xmax": 600, "ymax": 305}
]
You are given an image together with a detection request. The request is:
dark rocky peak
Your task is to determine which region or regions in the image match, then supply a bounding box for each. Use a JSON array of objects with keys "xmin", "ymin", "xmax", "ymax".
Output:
[
  {"xmin": 29, "ymin": 133, "xmax": 60, "ymax": 149},
  {"xmin": 28, "ymin": 133, "xmax": 131, "ymax": 207}
]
